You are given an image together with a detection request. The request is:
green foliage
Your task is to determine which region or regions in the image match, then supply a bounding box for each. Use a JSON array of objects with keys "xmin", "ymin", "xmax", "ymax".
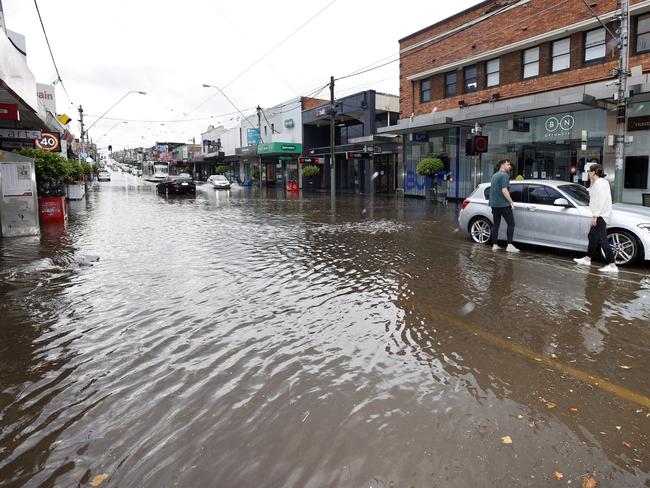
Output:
[
  {"xmin": 302, "ymin": 165, "xmax": 320, "ymax": 177},
  {"xmin": 251, "ymin": 169, "xmax": 260, "ymax": 179},
  {"xmin": 416, "ymin": 157, "xmax": 445, "ymax": 176},
  {"xmin": 215, "ymin": 165, "xmax": 229, "ymax": 175},
  {"xmin": 17, "ymin": 148, "xmax": 71, "ymax": 184},
  {"xmin": 91, "ymin": 163, "xmax": 100, "ymax": 174}
]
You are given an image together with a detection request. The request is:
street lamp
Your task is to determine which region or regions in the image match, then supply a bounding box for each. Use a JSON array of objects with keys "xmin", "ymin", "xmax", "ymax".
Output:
[{"xmin": 85, "ymin": 90, "xmax": 146, "ymax": 136}]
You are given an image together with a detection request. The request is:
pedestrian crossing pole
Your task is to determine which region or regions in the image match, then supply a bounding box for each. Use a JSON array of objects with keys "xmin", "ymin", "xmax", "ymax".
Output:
[
  {"xmin": 330, "ymin": 76, "xmax": 336, "ymax": 198},
  {"xmin": 613, "ymin": 0, "xmax": 629, "ymax": 203}
]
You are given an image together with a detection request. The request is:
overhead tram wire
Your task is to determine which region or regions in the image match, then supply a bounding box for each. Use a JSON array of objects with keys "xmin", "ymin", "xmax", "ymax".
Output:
[
  {"xmin": 179, "ymin": 0, "xmax": 337, "ymax": 123},
  {"xmin": 82, "ymin": 107, "xmax": 257, "ymax": 124},
  {"xmin": 33, "ymin": 0, "xmax": 73, "ymax": 105}
]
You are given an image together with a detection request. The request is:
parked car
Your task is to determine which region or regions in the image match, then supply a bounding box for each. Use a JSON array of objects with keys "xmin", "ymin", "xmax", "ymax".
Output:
[
  {"xmin": 134, "ymin": 168, "xmax": 142, "ymax": 176},
  {"xmin": 458, "ymin": 179, "xmax": 650, "ymax": 266},
  {"xmin": 97, "ymin": 171, "xmax": 111, "ymax": 182},
  {"xmin": 156, "ymin": 176, "xmax": 196, "ymax": 195},
  {"xmin": 207, "ymin": 174, "xmax": 231, "ymax": 189}
]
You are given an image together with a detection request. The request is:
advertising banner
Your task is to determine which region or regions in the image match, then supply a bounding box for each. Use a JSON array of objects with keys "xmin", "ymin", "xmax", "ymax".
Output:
[{"xmin": 36, "ymin": 83, "xmax": 57, "ymax": 115}]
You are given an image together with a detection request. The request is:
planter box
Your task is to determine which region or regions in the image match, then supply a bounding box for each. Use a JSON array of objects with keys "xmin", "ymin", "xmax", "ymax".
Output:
[
  {"xmin": 38, "ymin": 196, "xmax": 68, "ymax": 223},
  {"xmin": 66, "ymin": 182, "xmax": 86, "ymax": 200}
]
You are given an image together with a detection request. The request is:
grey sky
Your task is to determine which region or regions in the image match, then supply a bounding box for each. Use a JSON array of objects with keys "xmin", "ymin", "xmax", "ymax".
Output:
[{"xmin": 4, "ymin": 0, "xmax": 481, "ymax": 150}]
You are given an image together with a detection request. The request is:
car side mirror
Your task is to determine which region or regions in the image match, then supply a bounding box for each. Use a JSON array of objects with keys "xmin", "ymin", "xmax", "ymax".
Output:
[{"xmin": 553, "ymin": 198, "xmax": 570, "ymax": 206}]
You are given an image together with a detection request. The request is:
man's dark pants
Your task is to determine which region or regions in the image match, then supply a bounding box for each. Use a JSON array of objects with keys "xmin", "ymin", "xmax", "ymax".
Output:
[{"xmin": 491, "ymin": 206, "xmax": 515, "ymax": 245}]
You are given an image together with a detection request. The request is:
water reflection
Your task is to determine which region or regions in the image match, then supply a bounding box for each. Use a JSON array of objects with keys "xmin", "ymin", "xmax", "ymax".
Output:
[{"xmin": 0, "ymin": 173, "xmax": 648, "ymax": 486}]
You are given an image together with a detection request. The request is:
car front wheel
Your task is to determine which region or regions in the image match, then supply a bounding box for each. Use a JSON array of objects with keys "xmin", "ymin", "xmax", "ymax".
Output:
[
  {"xmin": 469, "ymin": 217, "xmax": 493, "ymax": 244},
  {"xmin": 607, "ymin": 230, "xmax": 639, "ymax": 266}
]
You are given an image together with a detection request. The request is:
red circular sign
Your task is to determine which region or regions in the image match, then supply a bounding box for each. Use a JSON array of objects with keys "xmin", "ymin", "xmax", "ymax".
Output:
[{"xmin": 35, "ymin": 132, "xmax": 61, "ymax": 152}]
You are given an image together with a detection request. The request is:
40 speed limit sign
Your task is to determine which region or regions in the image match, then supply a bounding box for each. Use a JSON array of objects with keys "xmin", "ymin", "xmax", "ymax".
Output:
[{"xmin": 35, "ymin": 132, "xmax": 61, "ymax": 152}]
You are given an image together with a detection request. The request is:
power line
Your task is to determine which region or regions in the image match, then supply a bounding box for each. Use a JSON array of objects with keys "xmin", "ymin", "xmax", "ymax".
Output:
[
  {"xmin": 83, "ymin": 108, "xmax": 257, "ymax": 124},
  {"xmin": 33, "ymin": 0, "xmax": 74, "ymax": 105}
]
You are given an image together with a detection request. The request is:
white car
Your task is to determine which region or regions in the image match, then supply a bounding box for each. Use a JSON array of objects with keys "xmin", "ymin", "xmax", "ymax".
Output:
[
  {"xmin": 207, "ymin": 174, "xmax": 231, "ymax": 189},
  {"xmin": 97, "ymin": 171, "xmax": 111, "ymax": 182},
  {"xmin": 458, "ymin": 179, "xmax": 650, "ymax": 266}
]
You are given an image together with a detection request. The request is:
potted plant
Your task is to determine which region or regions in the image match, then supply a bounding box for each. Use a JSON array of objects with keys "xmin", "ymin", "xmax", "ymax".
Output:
[
  {"xmin": 18, "ymin": 148, "xmax": 70, "ymax": 222},
  {"xmin": 66, "ymin": 160, "xmax": 87, "ymax": 200},
  {"xmin": 416, "ymin": 157, "xmax": 445, "ymax": 201},
  {"xmin": 251, "ymin": 168, "xmax": 260, "ymax": 180},
  {"xmin": 215, "ymin": 164, "xmax": 229, "ymax": 175},
  {"xmin": 301, "ymin": 164, "xmax": 320, "ymax": 188}
]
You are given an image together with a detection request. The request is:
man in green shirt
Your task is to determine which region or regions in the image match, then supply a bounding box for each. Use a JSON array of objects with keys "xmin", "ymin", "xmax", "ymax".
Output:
[{"xmin": 489, "ymin": 159, "xmax": 519, "ymax": 253}]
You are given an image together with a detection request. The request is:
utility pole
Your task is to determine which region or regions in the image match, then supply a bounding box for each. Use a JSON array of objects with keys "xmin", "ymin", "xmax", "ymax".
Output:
[
  {"xmin": 613, "ymin": 0, "xmax": 629, "ymax": 203},
  {"xmin": 472, "ymin": 122, "xmax": 482, "ymax": 190},
  {"xmin": 78, "ymin": 105, "xmax": 85, "ymax": 163},
  {"xmin": 257, "ymin": 105, "xmax": 263, "ymax": 191},
  {"xmin": 329, "ymin": 76, "xmax": 336, "ymax": 198}
]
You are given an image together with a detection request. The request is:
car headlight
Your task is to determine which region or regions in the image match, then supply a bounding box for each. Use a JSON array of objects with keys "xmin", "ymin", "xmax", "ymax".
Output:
[{"xmin": 638, "ymin": 223, "xmax": 650, "ymax": 232}]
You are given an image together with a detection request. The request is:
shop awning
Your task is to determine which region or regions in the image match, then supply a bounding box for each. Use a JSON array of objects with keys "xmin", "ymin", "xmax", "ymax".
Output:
[{"xmin": 379, "ymin": 81, "xmax": 615, "ymax": 135}]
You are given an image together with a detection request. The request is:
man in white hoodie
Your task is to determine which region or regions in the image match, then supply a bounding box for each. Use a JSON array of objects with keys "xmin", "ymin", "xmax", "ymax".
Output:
[{"xmin": 573, "ymin": 163, "xmax": 618, "ymax": 273}]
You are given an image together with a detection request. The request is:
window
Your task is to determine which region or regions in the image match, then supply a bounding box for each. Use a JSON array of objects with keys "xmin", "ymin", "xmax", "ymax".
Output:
[
  {"xmin": 527, "ymin": 185, "xmax": 563, "ymax": 205},
  {"xmin": 584, "ymin": 28, "xmax": 606, "ymax": 63},
  {"xmin": 486, "ymin": 58, "xmax": 500, "ymax": 87},
  {"xmin": 271, "ymin": 123, "xmax": 275, "ymax": 134},
  {"xmin": 484, "ymin": 184, "xmax": 524, "ymax": 202},
  {"xmin": 523, "ymin": 47, "xmax": 539, "ymax": 79},
  {"xmin": 464, "ymin": 64, "xmax": 478, "ymax": 93},
  {"xmin": 624, "ymin": 156, "xmax": 649, "ymax": 189},
  {"xmin": 637, "ymin": 14, "xmax": 650, "ymax": 53},
  {"xmin": 552, "ymin": 38, "xmax": 571, "ymax": 72},
  {"xmin": 445, "ymin": 71, "xmax": 457, "ymax": 97},
  {"xmin": 558, "ymin": 184, "xmax": 589, "ymax": 206},
  {"xmin": 420, "ymin": 79, "xmax": 431, "ymax": 103},
  {"xmin": 264, "ymin": 126, "xmax": 267, "ymax": 136}
]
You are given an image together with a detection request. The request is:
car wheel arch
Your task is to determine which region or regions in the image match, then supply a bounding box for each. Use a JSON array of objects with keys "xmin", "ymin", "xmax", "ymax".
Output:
[{"xmin": 606, "ymin": 227, "xmax": 643, "ymax": 265}]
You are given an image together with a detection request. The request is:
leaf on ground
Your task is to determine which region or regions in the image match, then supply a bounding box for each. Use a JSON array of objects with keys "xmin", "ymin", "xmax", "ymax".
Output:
[
  {"xmin": 582, "ymin": 475, "xmax": 598, "ymax": 488},
  {"xmin": 546, "ymin": 402, "xmax": 557, "ymax": 409},
  {"xmin": 568, "ymin": 406, "xmax": 579, "ymax": 413},
  {"xmin": 90, "ymin": 473, "xmax": 108, "ymax": 487},
  {"xmin": 517, "ymin": 414, "xmax": 524, "ymax": 420},
  {"xmin": 622, "ymin": 441, "xmax": 633, "ymax": 448},
  {"xmin": 619, "ymin": 365, "xmax": 632, "ymax": 369},
  {"xmin": 501, "ymin": 435, "xmax": 513, "ymax": 444},
  {"xmin": 528, "ymin": 421, "xmax": 536, "ymax": 428},
  {"xmin": 553, "ymin": 471, "xmax": 563, "ymax": 480}
]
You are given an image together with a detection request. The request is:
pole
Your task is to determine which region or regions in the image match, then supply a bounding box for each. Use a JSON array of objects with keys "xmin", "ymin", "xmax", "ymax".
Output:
[
  {"xmin": 78, "ymin": 105, "xmax": 85, "ymax": 163},
  {"xmin": 473, "ymin": 122, "xmax": 482, "ymax": 189},
  {"xmin": 330, "ymin": 76, "xmax": 336, "ymax": 198},
  {"xmin": 613, "ymin": 0, "xmax": 629, "ymax": 203},
  {"xmin": 257, "ymin": 105, "xmax": 263, "ymax": 191}
]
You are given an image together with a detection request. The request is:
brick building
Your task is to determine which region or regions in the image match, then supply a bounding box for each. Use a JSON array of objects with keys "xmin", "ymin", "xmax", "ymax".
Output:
[{"xmin": 381, "ymin": 0, "xmax": 650, "ymax": 204}]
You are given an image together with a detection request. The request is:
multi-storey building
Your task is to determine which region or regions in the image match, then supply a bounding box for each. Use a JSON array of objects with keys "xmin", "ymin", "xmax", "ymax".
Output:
[{"xmin": 381, "ymin": 0, "xmax": 650, "ymax": 204}]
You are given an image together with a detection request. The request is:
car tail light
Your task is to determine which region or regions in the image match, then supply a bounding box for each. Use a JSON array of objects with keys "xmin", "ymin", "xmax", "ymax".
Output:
[{"xmin": 460, "ymin": 198, "xmax": 470, "ymax": 210}]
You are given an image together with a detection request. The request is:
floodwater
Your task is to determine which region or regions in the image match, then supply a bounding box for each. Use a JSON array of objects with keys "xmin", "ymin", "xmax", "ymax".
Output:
[{"xmin": 0, "ymin": 172, "xmax": 649, "ymax": 487}]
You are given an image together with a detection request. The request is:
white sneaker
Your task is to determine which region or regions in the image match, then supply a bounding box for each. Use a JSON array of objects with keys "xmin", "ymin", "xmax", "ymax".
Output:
[
  {"xmin": 573, "ymin": 257, "xmax": 592, "ymax": 266},
  {"xmin": 505, "ymin": 244, "xmax": 520, "ymax": 253},
  {"xmin": 598, "ymin": 264, "xmax": 619, "ymax": 273},
  {"xmin": 492, "ymin": 244, "xmax": 500, "ymax": 251}
]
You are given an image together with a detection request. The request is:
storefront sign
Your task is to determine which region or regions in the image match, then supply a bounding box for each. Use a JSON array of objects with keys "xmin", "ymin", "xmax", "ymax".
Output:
[
  {"xmin": 315, "ymin": 108, "xmax": 327, "ymax": 117},
  {"xmin": 544, "ymin": 115, "xmax": 574, "ymax": 137},
  {"xmin": 346, "ymin": 152, "xmax": 370, "ymax": 159},
  {"xmin": 410, "ymin": 133, "xmax": 429, "ymax": 142},
  {"xmin": 236, "ymin": 146, "xmax": 257, "ymax": 156},
  {"xmin": 299, "ymin": 157, "xmax": 320, "ymax": 164},
  {"xmin": 0, "ymin": 103, "xmax": 18, "ymax": 121},
  {"xmin": 627, "ymin": 115, "xmax": 650, "ymax": 131},
  {"xmin": 34, "ymin": 132, "xmax": 61, "ymax": 152},
  {"xmin": 284, "ymin": 118, "xmax": 294, "ymax": 128},
  {"xmin": 257, "ymin": 142, "xmax": 302, "ymax": 155},
  {"xmin": 36, "ymin": 83, "xmax": 56, "ymax": 114},
  {"xmin": 247, "ymin": 128, "xmax": 261, "ymax": 145},
  {"xmin": 0, "ymin": 129, "xmax": 41, "ymax": 140}
]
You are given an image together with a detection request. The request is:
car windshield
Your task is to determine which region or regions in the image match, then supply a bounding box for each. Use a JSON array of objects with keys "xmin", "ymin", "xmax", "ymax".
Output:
[
  {"xmin": 558, "ymin": 184, "xmax": 589, "ymax": 206},
  {"xmin": 215, "ymin": 175, "xmax": 227, "ymax": 181}
]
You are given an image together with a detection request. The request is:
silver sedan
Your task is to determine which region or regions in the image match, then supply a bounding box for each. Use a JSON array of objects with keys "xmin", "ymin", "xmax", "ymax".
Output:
[{"xmin": 457, "ymin": 179, "xmax": 650, "ymax": 266}]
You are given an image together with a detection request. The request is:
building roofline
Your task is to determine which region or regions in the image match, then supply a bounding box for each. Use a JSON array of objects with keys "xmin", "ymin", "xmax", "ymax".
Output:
[{"xmin": 398, "ymin": 0, "xmax": 496, "ymax": 44}]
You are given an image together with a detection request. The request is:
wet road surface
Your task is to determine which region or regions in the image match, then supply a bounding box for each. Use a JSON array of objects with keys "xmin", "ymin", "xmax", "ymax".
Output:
[{"xmin": 1, "ymin": 171, "xmax": 649, "ymax": 487}]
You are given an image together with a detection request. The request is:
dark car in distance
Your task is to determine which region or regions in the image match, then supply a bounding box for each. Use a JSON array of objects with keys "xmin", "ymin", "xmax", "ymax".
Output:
[{"xmin": 156, "ymin": 176, "xmax": 196, "ymax": 195}]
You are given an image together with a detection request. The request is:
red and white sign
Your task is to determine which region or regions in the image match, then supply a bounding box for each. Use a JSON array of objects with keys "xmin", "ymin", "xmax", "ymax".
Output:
[
  {"xmin": 0, "ymin": 103, "xmax": 19, "ymax": 121},
  {"xmin": 299, "ymin": 157, "xmax": 320, "ymax": 164},
  {"xmin": 35, "ymin": 132, "xmax": 61, "ymax": 152}
]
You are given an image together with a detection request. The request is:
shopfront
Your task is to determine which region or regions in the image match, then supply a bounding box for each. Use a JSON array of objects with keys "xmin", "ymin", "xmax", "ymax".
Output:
[
  {"xmin": 623, "ymin": 101, "xmax": 650, "ymax": 205},
  {"xmin": 404, "ymin": 108, "xmax": 607, "ymax": 199},
  {"xmin": 257, "ymin": 142, "xmax": 302, "ymax": 187}
]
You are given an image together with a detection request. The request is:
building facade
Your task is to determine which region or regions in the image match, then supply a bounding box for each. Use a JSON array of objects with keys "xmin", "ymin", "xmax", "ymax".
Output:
[{"xmin": 382, "ymin": 0, "xmax": 650, "ymax": 204}]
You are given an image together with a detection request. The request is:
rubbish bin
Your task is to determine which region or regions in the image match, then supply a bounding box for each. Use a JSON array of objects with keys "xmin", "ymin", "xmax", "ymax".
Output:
[{"xmin": 643, "ymin": 193, "xmax": 650, "ymax": 207}]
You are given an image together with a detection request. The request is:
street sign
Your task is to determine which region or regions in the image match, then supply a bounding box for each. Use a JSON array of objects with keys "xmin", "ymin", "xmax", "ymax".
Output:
[
  {"xmin": 35, "ymin": 132, "xmax": 61, "ymax": 152},
  {"xmin": 80, "ymin": 152, "xmax": 88, "ymax": 159}
]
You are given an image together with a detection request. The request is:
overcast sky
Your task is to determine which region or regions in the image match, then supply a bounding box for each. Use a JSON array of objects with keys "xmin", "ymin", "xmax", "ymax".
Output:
[{"xmin": 4, "ymin": 0, "xmax": 481, "ymax": 150}]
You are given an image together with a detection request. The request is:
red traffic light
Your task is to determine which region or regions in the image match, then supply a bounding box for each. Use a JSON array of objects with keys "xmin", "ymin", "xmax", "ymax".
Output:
[{"xmin": 473, "ymin": 135, "xmax": 488, "ymax": 153}]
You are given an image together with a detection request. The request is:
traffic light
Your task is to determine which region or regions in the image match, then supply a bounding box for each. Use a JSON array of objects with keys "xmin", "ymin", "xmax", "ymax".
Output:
[
  {"xmin": 108, "ymin": 145, "xmax": 112, "ymax": 152},
  {"xmin": 465, "ymin": 136, "xmax": 489, "ymax": 155}
]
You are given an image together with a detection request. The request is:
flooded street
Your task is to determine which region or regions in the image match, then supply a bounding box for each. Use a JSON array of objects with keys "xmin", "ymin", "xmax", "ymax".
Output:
[{"xmin": 1, "ymin": 172, "xmax": 649, "ymax": 487}]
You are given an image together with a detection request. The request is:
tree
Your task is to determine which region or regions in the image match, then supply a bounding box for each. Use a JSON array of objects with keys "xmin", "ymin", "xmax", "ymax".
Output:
[
  {"xmin": 215, "ymin": 164, "xmax": 229, "ymax": 175},
  {"xmin": 302, "ymin": 165, "xmax": 320, "ymax": 177},
  {"xmin": 416, "ymin": 157, "xmax": 445, "ymax": 177}
]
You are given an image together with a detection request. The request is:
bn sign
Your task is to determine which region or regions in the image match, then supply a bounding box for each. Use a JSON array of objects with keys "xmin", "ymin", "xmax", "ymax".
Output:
[{"xmin": 35, "ymin": 132, "xmax": 61, "ymax": 152}]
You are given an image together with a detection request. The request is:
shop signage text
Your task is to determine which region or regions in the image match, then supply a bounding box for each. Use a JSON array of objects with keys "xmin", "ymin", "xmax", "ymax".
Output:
[
  {"xmin": 284, "ymin": 118, "xmax": 294, "ymax": 128},
  {"xmin": 299, "ymin": 157, "xmax": 320, "ymax": 164},
  {"xmin": 544, "ymin": 115, "xmax": 574, "ymax": 138},
  {"xmin": 627, "ymin": 115, "xmax": 650, "ymax": 131},
  {"xmin": 35, "ymin": 132, "xmax": 61, "ymax": 152},
  {"xmin": 346, "ymin": 152, "xmax": 370, "ymax": 159},
  {"xmin": 410, "ymin": 133, "xmax": 429, "ymax": 142},
  {"xmin": 0, "ymin": 129, "xmax": 41, "ymax": 140},
  {"xmin": 315, "ymin": 108, "xmax": 327, "ymax": 117}
]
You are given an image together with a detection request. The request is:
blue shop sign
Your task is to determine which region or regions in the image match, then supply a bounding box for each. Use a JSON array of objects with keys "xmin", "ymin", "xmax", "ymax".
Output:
[{"xmin": 411, "ymin": 133, "xmax": 429, "ymax": 143}]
